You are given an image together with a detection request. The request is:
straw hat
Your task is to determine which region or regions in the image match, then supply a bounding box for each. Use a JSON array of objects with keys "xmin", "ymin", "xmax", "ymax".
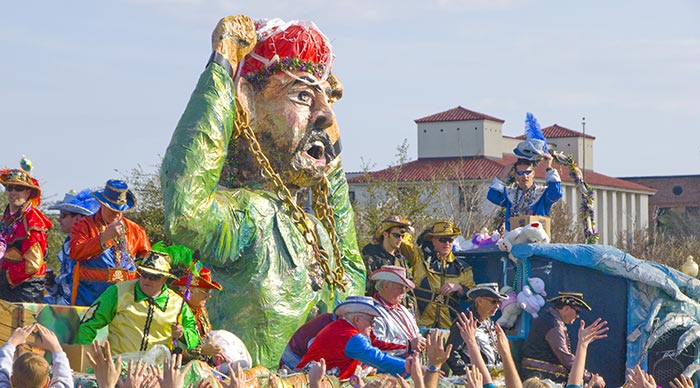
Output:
[{"xmin": 369, "ymin": 265, "xmax": 415, "ymax": 289}]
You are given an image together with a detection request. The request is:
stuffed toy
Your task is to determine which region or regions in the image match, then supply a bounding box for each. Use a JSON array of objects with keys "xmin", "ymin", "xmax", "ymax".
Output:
[
  {"xmin": 498, "ymin": 222, "xmax": 550, "ymax": 253},
  {"xmin": 461, "ymin": 229, "xmax": 501, "ymax": 251},
  {"xmin": 517, "ymin": 277, "xmax": 547, "ymax": 318},
  {"xmin": 497, "ymin": 285, "xmax": 522, "ymax": 328}
]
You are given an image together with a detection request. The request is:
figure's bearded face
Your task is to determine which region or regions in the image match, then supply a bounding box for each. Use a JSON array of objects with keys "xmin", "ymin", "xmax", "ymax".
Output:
[{"xmin": 248, "ymin": 71, "xmax": 341, "ymax": 188}]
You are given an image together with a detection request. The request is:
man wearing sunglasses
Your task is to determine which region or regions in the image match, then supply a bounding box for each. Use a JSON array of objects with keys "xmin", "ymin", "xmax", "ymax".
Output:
[
  {"xmin": 45, "ymin": 189, "xmax": 100, "ymax": 305},
  {"xmin": 487, "ymin": 153, "xmax": 562, "ymax": 231},
  {"xmin": 402, "ymin": 221, "xmax": 475, "ymax": 329},
  {"xmin": 361, "ymin": 216, "xmax": 413, "ymax": 296},
  {"xmin": 0, "ymin": 166, "xmax": 52, "ymax": 303},
  {"xmin": 521, "ymin": 291, "xmax": 604, "ymax": 385},
  {"xmin": 76, "ymin": 251, "xmax": 199, "ymax": 354}
]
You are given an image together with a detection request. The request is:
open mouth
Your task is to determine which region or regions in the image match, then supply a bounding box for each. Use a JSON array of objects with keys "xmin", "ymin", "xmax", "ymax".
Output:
[{"xmin": 305, "ymin": 141, "xmax": 327, "ymax": 165}]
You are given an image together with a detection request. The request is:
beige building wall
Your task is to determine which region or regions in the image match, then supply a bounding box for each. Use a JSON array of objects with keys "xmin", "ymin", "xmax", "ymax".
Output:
[{"xmin": 417, "ymin": 120, "xmax": 504, "ymax": 159}]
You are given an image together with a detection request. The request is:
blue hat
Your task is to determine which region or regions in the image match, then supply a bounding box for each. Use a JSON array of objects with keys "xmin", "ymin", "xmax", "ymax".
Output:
[
  {"xmin": 513, "ymin": 112, "xmax": 548, "ymax": 161},
  {"xmin": 93, "ymin": 179, "xmax": 137, "ymax": 212},
  {"xmin": 48, "ymin": 188, "xmax": 100, "ymax": 216},
  {"xmin": 333, "ymin": 296, "xmax": 381, "ymax": 317}
]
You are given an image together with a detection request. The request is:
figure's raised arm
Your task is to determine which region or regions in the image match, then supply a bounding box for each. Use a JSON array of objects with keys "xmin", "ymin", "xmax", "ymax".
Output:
[{"xmin": 161, "ymin": 16, "xmax": 257, "ymax": 257}]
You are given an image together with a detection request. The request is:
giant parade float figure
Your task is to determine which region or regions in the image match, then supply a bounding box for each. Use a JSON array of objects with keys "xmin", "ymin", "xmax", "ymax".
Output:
[{"xmin": 160, "ymin": 16, "xmax": 365, "ymax": 368}]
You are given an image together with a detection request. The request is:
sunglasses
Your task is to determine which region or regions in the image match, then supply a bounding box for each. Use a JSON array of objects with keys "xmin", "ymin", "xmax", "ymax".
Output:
[
  {"xmin": 438, "ymin": 237, "xmax": 455, "ymax": 243},
  {"xmin": 485, "ymin": 298, "xmax": 502, "ymax": 305},
  {"xmin": 59, "ymin": 212, "xmax": 77, "ymax": 219},
  {"xmin": 390, "ymin": 232, "xmax": 405, "ymax": 239},
  {"xmin": 516, "ymin": 170, "xmax": 534, "ymax": 176},
  {"xmin": 4, "ymin": 185, "xmax": 28, "ymax": 192},
  {"xmin": 140, "ymin": 272, "xmax": 164, "ymax": 281}
]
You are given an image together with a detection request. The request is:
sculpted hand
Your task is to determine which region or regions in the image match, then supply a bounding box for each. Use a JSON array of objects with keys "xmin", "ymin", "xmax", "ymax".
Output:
[{"xmin": 211, "ymin": 15, "xmax": 258, "ymax": 67}]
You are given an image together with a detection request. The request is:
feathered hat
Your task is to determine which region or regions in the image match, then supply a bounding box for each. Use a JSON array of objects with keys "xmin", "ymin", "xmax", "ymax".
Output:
[
  {"xmin": 0, "ymin": 156, "xmax": 42, "ymax": 206},
  {"xmin": 514, "ymin": 112, "xmax": 548, "ymax": 161}
]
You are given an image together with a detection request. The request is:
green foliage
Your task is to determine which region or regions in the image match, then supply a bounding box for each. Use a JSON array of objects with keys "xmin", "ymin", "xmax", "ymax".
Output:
[
  {"xmin": 121, "ymin": 164, "xmax": 170, "ymax": 245},
  {"xmin": 351, "ymin": 140, "xmax": 498, "ymax": 248}
]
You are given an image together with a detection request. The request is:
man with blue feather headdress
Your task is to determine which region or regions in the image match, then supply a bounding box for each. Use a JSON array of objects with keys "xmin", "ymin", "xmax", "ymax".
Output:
[{"xmin": 487, "ymin": 113, "xmax": 563, "ymax": 231}]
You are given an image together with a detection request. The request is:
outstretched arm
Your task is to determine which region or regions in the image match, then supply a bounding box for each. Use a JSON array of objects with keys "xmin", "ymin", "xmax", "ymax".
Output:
[{"xmin": 567, "ymin": 318, "xmax": 608, "ymax": 387}]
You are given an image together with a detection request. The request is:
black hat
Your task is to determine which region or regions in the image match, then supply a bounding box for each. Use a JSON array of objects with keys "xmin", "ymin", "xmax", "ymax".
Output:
[{"xmin": 548, "ymin": 291, "xmax": 591, "ymax": 311}]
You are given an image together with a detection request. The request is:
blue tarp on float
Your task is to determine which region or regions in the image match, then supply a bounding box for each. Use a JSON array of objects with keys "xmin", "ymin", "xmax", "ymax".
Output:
[{"xmin": 459, "ymin": 243, "xmax": 700, "ymax": 388}]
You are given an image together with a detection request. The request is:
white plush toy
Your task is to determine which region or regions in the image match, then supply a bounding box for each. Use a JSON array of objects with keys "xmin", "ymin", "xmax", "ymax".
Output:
[
  {"xmin": 517, "ymin": 277, "xmax": 547, "ymax": 318},
  {"xmin": 497, "ymin": 285, "xmax": 522, "ymax": 328},
  {"xmin": 498, "ymin": 222, "xmax": 550, "ymax": 253}
]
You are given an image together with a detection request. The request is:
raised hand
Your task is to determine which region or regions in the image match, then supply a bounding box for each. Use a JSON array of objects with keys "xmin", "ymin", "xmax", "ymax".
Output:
[
  {"xmin": 669, "ymin": 374, "xmax": 693, "ymax": 388},
  {"xmin": 32, "ymin": 324, "xmax": 62, "ymax": 353},
  {"xmin": 463, "ymin": 364, "xmax": 483, "ymax": 388},
  {"xmin": 308, "ymin": 358, "xmax": 327, "ymax": 388},
  {"xmin": 85, "ymin": 340, "xmax": 122, "ymax": 388},
  {"xmin": 627, "ymin": 365, "xmax": 656, "ymax": 388},
  {"xmin": 211, "ymin": 16, "xmax": 258, "ymax": 67},
  {"xmin": 578, "ymin": 318, "xmax": 609, "ymax": 348},
  {"xmin": 6, "ymin": 324, "xmax": 35, "ymax": 347},
  {"xmin": 456, "ymin": 311, "xmax": 479, "ymax": 348},
  {"xmin": 425, "ymin": 329, "xmax": 452, "ymax": 368},
  {"xmin": 158, "ymin": 352, "xmax": 192, "ymax": 388}
]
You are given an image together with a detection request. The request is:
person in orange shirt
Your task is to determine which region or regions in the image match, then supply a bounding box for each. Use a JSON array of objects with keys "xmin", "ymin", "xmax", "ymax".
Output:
[
  {"xmin": 0, "ymin": 166, "xmax": 52, "ymax": 303},
  {"xmin": 69, "ymin": 179, "xmax": 150, "ymax": 306}
]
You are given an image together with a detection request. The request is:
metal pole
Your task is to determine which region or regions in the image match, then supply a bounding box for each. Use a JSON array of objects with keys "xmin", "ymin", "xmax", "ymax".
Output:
[{"xmin": 582, "ymin": 117, "xmax": 586, "ymax": 178}]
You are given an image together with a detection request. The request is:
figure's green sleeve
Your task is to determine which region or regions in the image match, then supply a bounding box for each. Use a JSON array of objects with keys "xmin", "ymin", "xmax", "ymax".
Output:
[
  {"xmin": 160, "ymin": 63, "xmax": 244, "ymax": 261},
  {"xmin": 179, "ymin": 304, "xmax": 200, "ymax": 349},
  {"xmin": 325, "ymin": 160, "xmax": 365, "ymax": 296},
  {"xmin": 75, "ymin": 285, "xmax": 119, "ymax": 345}
]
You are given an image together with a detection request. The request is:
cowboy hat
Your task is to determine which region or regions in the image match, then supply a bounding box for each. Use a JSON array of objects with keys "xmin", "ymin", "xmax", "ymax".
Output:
[
  {"xmin": 171, "ymin": 267, "xmax": 223, "ymax": 291},
  {"xmin": 137, "ymin": 251, "xmax": 177, "ymax": 279},
  {"xmin": 93, "ymin": 179, "xmax": 137, "ymax": 212},
  {"xmin": 0, "ymin": 169, "xmax": 42, "ymax": 205},
  {"xmin": 48, "ymin": 188, "xmax": 100, "ymax": 216},
  {"xmin": 369, "ymin": 265, "xmax": 415, "ymax": 289},
  {"xmin": 373, "ymin": 216, "xmax": 412, "ymax": 242},
  {"xmin": 467, "ymin": 283, "xmax": 508, "ymax": 300},
  {"xmin": 333, "ymin": 296, "xmax": 380, "ymax": 317},
  {"xmin": 547, "ymin": 291, "xmax": 591, "ymax": 311},
  {"xmin": 424, "ymin": 221, "xmax": 461, "ymax": 239}
]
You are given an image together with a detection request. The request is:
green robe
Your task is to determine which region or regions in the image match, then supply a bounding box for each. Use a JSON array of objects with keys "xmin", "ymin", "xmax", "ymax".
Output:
[{"xmin": 160, "ymin": 62, "xmax": 365, "ymax": 368}]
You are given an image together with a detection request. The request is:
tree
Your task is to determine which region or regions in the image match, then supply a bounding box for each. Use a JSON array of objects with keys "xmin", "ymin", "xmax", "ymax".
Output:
[{"xmin": 121, "ymin": 163, "xmax": 170, "ymax": 245}]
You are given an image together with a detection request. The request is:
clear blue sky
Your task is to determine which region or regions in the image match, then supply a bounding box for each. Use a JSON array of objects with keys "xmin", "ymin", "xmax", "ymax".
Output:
[{"xmin": 2, "ymin": 0, "xmax": 699, "ymax": 202}]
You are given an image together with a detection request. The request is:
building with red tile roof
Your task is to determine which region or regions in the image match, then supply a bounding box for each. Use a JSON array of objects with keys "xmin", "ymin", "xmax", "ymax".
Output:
[{"xmin": 348, "ymin": 106, "xmax": 655, "ymax": 245}]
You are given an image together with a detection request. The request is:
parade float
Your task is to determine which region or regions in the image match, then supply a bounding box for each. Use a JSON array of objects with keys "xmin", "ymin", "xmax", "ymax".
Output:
[{"xmin": 2, "ymin": 13, "xmax": 700, "ymax": 388}]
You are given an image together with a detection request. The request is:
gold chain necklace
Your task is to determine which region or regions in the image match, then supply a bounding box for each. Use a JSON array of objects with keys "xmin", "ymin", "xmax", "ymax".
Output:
[{"xmin": 233, "ymin": 96, "xmax": 346, "ymax": 292}]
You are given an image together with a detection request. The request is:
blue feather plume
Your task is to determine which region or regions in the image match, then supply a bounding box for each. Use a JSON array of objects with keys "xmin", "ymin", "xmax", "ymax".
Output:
[{"xmin": 525, "ymin": 112, "xmax": 548, "ymax": 152}]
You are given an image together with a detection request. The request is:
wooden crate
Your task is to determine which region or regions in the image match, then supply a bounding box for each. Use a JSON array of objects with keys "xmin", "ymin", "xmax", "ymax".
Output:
[{"xmin": 0, "ymin": 299, "xmax": 40, "ymax": 344}]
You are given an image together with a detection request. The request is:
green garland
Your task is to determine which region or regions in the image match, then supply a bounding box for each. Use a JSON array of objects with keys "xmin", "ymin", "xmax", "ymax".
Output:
[{"xmin": 551, "ymin": 151, "xmax": 599, "ymax": 244}]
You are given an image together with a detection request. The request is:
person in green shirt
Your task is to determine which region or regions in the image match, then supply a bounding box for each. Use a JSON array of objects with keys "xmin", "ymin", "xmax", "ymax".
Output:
[{"xmin": 75, "ymin": 251, "xmax": 199, "ymax": 354}]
